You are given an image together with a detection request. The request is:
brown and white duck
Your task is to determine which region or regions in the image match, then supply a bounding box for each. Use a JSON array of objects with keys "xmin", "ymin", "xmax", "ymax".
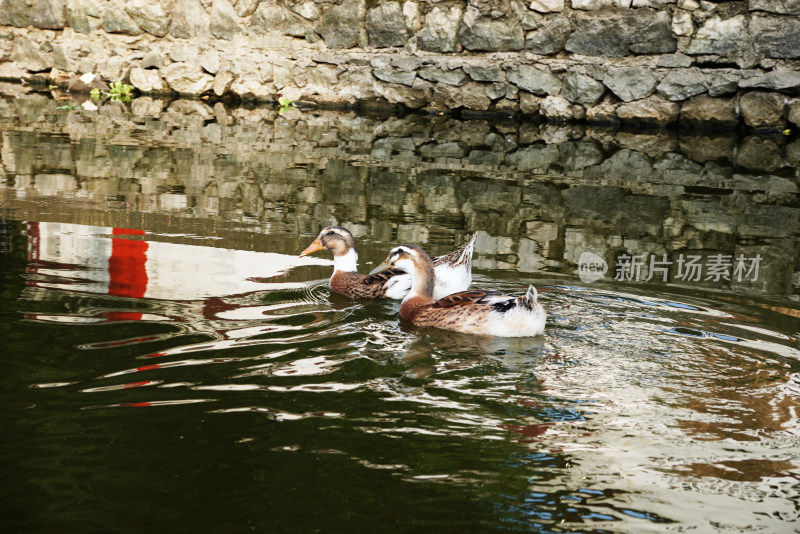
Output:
[
  {"xmin": 299, "ymin": 226, "xmax": 476, "ymax": 300},
  {"xmin": 372, "ymin": 244, "xmax": 546, "ymax": 337}
]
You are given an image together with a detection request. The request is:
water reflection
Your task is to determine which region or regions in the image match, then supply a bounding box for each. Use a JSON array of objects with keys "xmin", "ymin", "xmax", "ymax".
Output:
[
  {"xmin": 1, "ymin": 95, "xmax": 798, "ymax": 299},
  {"xmin": 1, "ymin": 94, "xmax": 799, "ymax": 533},
  {"xmin": 3, "ymin": 215, "xmax": 798, "ymax": 531}
]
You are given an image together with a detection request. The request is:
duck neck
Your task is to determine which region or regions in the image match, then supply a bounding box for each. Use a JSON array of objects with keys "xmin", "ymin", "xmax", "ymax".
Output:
[
  {"xmin": 332, "ymin": 248, "xmax": 358, "ymax": 273},
  {"xmin": 400, "ymin": 259, "xmax": 435, "ymax": 319}
]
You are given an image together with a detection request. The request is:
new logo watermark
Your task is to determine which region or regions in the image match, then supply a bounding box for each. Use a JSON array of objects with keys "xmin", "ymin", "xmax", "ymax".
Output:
[
  {"xmin": 576, "ymin": 252, "xmax": 762, "ymax": 284},
  {"xmin": 577, "ymin": 252, "xmax": 608, "ymax": 284}
]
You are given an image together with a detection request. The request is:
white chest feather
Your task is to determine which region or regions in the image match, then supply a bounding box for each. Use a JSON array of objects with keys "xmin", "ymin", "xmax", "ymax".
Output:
[
  {"xmin": 332, "ymin": 248, "xmax": 359, "ymax": 273},
  {"xmin": 384, "ymin": 274, "xmax": 412, "ymax": 299}
]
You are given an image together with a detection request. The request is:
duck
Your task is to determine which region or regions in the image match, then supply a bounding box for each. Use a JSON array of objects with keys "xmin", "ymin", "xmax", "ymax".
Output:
[
  {"xmin": 299, "ymin": 226, "xmax": 476, "ymax": 300},
  {"xmin": 371, "ymin": 244, "xmax": 546, "ymax": 337}
]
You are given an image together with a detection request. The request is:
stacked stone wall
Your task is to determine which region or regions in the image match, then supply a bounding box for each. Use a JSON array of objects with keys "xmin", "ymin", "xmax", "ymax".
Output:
[{"xmin": 1, "ymin": 0, "xmax": 799, "ymax": 127}]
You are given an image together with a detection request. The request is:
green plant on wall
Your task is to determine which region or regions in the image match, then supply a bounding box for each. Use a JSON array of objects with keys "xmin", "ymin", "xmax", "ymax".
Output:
[
  {"xmin": 91, "ymin": 82, "xmax": 135, "ymax": 103},
  {"xmin": 278, "ymin": 96, "xmax": 295, "ymax": 111}
]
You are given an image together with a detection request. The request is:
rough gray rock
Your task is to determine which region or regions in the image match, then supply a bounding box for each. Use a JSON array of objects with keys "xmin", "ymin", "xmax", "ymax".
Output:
[
  {"xmin": 162, "ymin": 62, "xmax": 215, "ymax": 94},
  {"xmin": 657, "ymin": 53, "xmax": 692, "ymax": 68},
  {"xmin": 686, "ymin": 15, "xmax": 745, "ymax": 56},
  {"xmin": 52, "ymin": 44, "xmax": 71, "ymax": 71},
  {"xmin": 739, "ymin": 70, "xmax": 800, "ymax": 91},
  {"xmin": 170, "ymin": 43, "xmax": 200, "ymax": 63},
  {"xmin": 657, "ymin": 69, "xmax": 707, "ymax": 101},
  {"xmin": 375, "ymin": 78, "xmax": 432, "ymax": 109},
  {"xmin": 200, "ymin": 50, "xmax": 219, "ymax": 74},
  {"xmin": 749, "ymin": 0, "xmax": 800, "ymax": 15},
  {"xmin": 130, "ymin": 66, "xmax": 169, "ymax": 93},
  {"xmin": 508, "ymin": 65, "xmax": 561, "ymax": 96},
  {"xmin": 232, "ymin": 0, "xmax": 258, "ymax": 18},
  {"xmin": 1, "ymin": 0, "xmax": 798, "ymax": 128},
  {"xmin": 603, "ymin": 68, "xmax": 658, "ymax": 102},
  {"xmin": 10, "ymin": 36, "xmax": 51, "ymax": 72},
  {"xmin": 318, "ymin": 0, "xmax": 363, "ymax": 49},
  {"xmin": 751, "ymin": 14, "xmax": 800, "ymax": 59},
  {"xmin": 250, "ymin": 4, "xmax": 305, "ymax": 36},
  {"xmin": 458, "ymin": 7, "xmax": 524, "ymax": 51},
  {"xmin": 789, "ymin": 101, "xmax": 800, "ymax": 127},
  {"xmin": 126, "ymin": 0, "xmax": 170, "ymax": 37},
  {"xmin": 0, "ymin": 0, "xmax": 32, "ymax": 27},
  {"xmin": 97, "ymin": 55, "xmax": 128, "ymax": 82},
  {"xmin": 708, "ymin": 72, "xmax": 739, "ymax": 97},
  {"xmin": 539, "ymin": 95, "xmax": 573, "ymax": 121},
  {"xmin": 366, "ymin": 2, "xmax": 408, "ymax": 48},
  {"xmin": 213, "ymin": 68, "xmax": 234, "ymax": 96},
  {"xmin": 418, "ymin": 67, "xmax": 469, "ymax": 87},
  {"xmin": 585, "ymin": 98, "xmax": 619, "ymax": 123},
  {"xmin": 66, "ymin": 0, "xmax": 102, "ymax": 34},
  {"xmin": 530, "ymin": 0, "xmax": 565, "ymax": 13},
  {"xmin": 562, "ymin": 71, "xmax": 605, "ymax": 106},
  {"xmin": 617, "ymin": 95, "xmax": 680, "ymax": 123},
  {"xmin": 391, "ymin": 57, "xmax": 419, "ymax": 71},
  {"xmin": 374, "ymin": 68, "xmax": 416, "ymax": 87},
  {"xmin": 102, "ymin": 0, "xmax": 143, "ymax": 35},
  {"xmin": 417, "ymin": 6, "xmax": 462, "ymax": 53},
  {"xmin": 142, "ymin": 52, "xmax": 164, "ymax": 69},
  {"xmin": 289, "ymin": 1, "xmax": 321, "ymax": 21},
  {"xmin": 464, "ymin": 65, "xmax": 504, "ymax": 82},
  {"xmin": 565, "ymin": 9, "xmax": 676, "ymax": 56},
  {"xmin": 33, "ymin": 0, "xmax": 67, "ymax": 30},
  {"xmin": 739, "ymin": 91, "xmax": 786, "ymax": 128},
  {"xmin": 171, "ymin": 0, "xmax": 210, "ymax": 38},
  {"xmin": 525, "ymin": 17, "xmax": 572, "ymax": 55},
  {"xmin": 680, "ymin": 95, "xmax": 737, "ymax": 126},
  {"xmin": 210, "ymin": 0, "xmax": 242, "ymax": 40}
]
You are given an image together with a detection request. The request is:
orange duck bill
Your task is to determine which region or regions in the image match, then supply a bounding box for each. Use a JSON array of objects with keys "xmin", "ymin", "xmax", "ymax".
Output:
[{"xmin": 299, "ymin": 237, "xmax": 324, "ymax": 257}]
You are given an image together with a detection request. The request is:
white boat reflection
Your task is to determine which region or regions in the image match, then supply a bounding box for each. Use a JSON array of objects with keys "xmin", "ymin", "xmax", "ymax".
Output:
[{"xmin": 25, "ymin": 221, "xmax": 330, "ymax": 301}]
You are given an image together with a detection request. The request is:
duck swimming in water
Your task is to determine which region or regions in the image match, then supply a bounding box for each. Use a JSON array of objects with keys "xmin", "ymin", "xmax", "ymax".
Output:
[
  {"xmin": 299, "ymin": 226, "xmax": 476, "ymax": 300},
  {"xmin": 372, "ymin": 244, "xmax": 546, "ymax": 337}
]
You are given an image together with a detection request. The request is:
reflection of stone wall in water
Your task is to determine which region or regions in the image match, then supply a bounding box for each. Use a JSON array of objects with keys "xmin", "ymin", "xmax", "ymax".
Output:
[
  {"xmin": 1, "ymin": 96, "xmax": 798, "ymax": 296},
  {"xmin": 1, "ymin": 0, "xmax": 799, "ymax": 128}
]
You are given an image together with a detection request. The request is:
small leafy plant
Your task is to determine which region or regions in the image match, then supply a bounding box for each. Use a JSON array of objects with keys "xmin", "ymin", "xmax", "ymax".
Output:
[
  {"xmin": 278, "ymin": 96, "xmax": 295, "ymax": 111},
  {"xmin": 91, "ymin": 82, "xmax": 135, "ymax": 103},
  {"xmin": 108, "ymin": 82, "xmax": 134, "ymax": 102}
]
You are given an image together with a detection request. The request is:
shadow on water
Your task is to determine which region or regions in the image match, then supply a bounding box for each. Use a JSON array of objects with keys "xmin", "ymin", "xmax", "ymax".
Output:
[{"xmin": 0, "ymin": 94, "xmax": 799, "ymax": 532}]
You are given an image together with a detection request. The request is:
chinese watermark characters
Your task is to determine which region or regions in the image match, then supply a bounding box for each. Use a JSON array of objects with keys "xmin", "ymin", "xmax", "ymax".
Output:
[{"xmin": 577, "ymin": 252, "xmax": 762, "ymax": 284}]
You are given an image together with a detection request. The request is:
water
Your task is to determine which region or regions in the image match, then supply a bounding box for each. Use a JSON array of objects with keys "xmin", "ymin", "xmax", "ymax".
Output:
[{"xmin": 1, "ymin": 93, "xmax": 799, "ymax": 532}]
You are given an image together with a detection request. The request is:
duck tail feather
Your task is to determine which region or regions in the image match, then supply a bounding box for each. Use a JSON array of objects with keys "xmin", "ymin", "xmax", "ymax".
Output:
[
  {"xmin": 462, "ymin": 231, "xmax": 478, "ymax": 259},
  {"xmin": 526, "ymin": 285, "xmax": 538, "ymax": 304}
]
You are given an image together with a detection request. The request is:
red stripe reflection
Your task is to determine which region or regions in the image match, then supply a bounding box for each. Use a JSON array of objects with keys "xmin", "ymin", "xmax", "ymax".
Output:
[{"xmin": 108, "ymin": 228, "xmax": 148, "ymax": 301}]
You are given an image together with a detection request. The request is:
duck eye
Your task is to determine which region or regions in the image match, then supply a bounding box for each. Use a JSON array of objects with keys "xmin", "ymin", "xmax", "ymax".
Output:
[{"xmin": 327, "ymin": 231, "xmax": 336, "ymax": 236}]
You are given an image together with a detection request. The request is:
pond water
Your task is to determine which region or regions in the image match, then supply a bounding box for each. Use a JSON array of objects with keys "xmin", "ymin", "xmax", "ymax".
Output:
[{"xmin": 1, "ymin": 93, "xmax": 799, "ymax": 532}]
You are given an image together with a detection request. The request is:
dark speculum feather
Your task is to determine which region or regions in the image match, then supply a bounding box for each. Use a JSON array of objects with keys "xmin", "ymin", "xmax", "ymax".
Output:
[{"xmin": 491, "ymin": 299, "xmax": 516, "ymax": 313}]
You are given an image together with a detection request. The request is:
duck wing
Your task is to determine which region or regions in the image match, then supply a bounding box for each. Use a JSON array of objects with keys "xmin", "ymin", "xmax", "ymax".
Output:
[
  {"xmin": 427, "ymin": 290, "xmax": 515, "ymax": 312},
  {"xmin": 331, "ymin": 269, "xmax": 410, "ymax": 299}
]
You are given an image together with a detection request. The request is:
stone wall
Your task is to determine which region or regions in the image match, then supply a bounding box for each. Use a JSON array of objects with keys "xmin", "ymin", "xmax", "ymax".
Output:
[{"xmin": 1, "ymin": 0, "xmax": 800, "ymax": 128}]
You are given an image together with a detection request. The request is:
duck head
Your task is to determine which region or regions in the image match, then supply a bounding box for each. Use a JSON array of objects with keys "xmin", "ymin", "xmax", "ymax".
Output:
[
  {"xmin": 300, "ymin": 226, "xmax": 357, "ymax": 257},
  {"xmin": 370, "ymin": 244, "xmax": 435, "ymax": 298}
]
